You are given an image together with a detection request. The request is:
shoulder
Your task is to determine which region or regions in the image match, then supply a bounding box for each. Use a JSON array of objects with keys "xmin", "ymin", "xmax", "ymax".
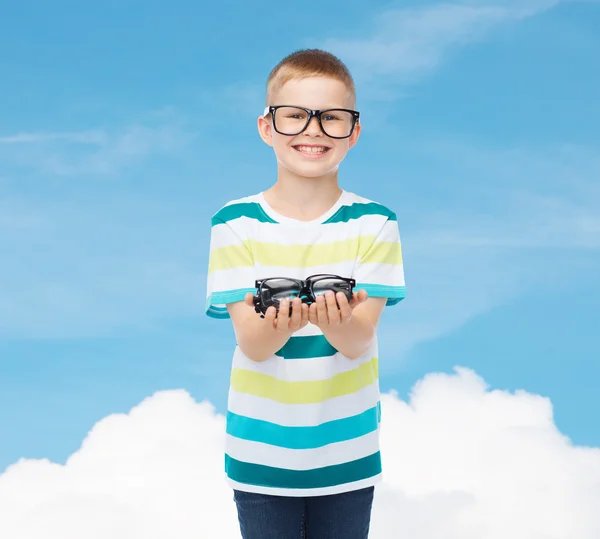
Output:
[
  {"xmin": 210, "ymin": 193, "xmax": 274, "ymax": 228},
  {"xmin": 326, "ymin": 191, "xmax": 398, "ymax": 225}
]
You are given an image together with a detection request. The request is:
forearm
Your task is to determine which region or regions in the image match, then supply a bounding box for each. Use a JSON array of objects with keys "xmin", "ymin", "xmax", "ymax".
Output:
[{"xmin": 321, "ymin": 314, "xmax": 377, "ymax": 360}]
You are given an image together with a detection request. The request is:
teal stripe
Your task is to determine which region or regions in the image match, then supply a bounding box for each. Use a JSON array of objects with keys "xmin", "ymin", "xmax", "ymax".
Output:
[
  {"xmin": 275, "ymin": 335, "xmax": 337, "ymax": 359},
  {"xmin": 323, "ymin": 203, "xmax": 397, "ymax": 224},
  {"xmin": 225, "ymin": 451, "xmax": 382, "ymax": 490},
  {"xmin": 206, "ymin": 288, "xmax": 255, "ymax": 319},
  {"xmin": 227, "ymin": 405, "xmax": 379, "ymax": 449},
  {"xmin": 212, "ymin": 202, "xmax": 278, "ymax": 226},
  {"xmin": 355, "ymin": 284, "xmax": 406, "ymax": 306},
  {"xmin": 207, "ymin": 308, "xmax": 230, "ymax": 319},
  {"xmin": 209, "ymin": 288, "xmax": 256, "ymax": 305}
]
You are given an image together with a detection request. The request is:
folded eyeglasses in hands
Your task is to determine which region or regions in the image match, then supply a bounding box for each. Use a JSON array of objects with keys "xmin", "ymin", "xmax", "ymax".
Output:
[{"xmin": 253, "ymin": 274, "xmax": 356, "ymax": 317}]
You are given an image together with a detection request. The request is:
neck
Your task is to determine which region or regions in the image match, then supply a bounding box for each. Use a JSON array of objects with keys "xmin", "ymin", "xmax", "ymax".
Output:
[{"xmin": 264, "ymin": 167, "xmax": 342, "ymax": 220}]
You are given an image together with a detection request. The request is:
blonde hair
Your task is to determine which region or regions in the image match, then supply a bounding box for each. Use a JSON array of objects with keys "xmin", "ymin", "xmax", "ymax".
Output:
[{"xmin": 266, "ymin": 49, "xmax": 356, "ymax": 107}]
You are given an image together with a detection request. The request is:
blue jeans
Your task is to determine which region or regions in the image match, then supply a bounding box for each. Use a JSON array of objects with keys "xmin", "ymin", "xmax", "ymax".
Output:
[{"xmin": 233, "ymin": 486, "xmax": 374, "ymax": 539}]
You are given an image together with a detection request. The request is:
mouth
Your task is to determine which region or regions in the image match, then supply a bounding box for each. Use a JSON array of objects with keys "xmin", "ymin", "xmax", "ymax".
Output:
[{"xmin": 292, "ymin": 144, "xmax": 331, "ymax": 157}]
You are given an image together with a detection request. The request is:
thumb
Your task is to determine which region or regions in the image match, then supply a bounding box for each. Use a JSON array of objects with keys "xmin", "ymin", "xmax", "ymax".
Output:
[
  {"xmin": 351, "ymin": 289, "xmax": 368, "ymax": 306},
  {"xmin": 244, "ymin": 293, "xmax": 255, "ymax": 307}
]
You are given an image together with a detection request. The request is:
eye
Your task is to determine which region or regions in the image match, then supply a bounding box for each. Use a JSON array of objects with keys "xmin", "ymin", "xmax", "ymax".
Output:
[{"xmin": 285, "ymin": 112, "xmax": 307, "ymax": 120}]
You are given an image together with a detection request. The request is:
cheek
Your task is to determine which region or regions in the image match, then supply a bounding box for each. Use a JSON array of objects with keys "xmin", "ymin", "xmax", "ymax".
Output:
[
  {"xmin": 332, "ymin": 141, "xmax": 350, "ymax": 156},
  {"xmin": 272, "ymin": 136, "xmax": 292, "ymax": 154}
]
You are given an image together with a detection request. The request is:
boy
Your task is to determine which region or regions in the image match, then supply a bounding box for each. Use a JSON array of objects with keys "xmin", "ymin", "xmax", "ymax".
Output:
[{"xmin": 205, "ymin": 49, "xmax": 406, "ymax": 539}]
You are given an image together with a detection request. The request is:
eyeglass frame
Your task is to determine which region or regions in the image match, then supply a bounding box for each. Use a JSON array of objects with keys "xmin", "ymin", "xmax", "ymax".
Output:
[
  {"xmin": 253, "ymin": 273, "xmax": 356, "ymax": 317},
  {"xmin": 262, "ymin": 105, "xmax": 360, "ymax": 139}
]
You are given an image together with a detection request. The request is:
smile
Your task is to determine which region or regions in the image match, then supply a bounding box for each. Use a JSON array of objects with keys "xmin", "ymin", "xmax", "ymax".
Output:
[{"xmin": 293, "ymin": 145, "xmax": 331, "ymax": 157}]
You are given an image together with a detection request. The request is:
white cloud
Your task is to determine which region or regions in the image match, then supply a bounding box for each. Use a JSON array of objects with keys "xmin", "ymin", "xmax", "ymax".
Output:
[
  {"xmin": 320, "ymin": 0, "xmax": 561, "ymax": 86},
  {"xmin": 0, "ymin": 131, "xmax": 108, "ymax": 145},
  {"xmin": 0, "ymin": 113, "xmax": 194, "ymax": 177},
  {"xmin": 1, "ymin": 368, "xmax": 599, "ymax": 538}
]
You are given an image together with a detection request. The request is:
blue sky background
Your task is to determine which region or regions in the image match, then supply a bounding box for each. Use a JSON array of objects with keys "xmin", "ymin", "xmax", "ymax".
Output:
[{"xmin": 1, "ymin": 0, "xmax": 599, "ymax": 471}]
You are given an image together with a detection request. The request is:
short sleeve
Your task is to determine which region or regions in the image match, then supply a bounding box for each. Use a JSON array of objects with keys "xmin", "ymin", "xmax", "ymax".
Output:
[
  {"xmin": 353, "ymin": 215, "xmax": 406, "ymax": 306},
  {"xmin": 205, "ymin": 217, "xmax": 256, "ymax": 319}
]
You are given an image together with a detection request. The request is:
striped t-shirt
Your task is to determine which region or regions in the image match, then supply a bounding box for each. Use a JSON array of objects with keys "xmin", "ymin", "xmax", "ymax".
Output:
[{"xmin": 205, "ymin": 189, "xmax": 406, "ymax": 497}]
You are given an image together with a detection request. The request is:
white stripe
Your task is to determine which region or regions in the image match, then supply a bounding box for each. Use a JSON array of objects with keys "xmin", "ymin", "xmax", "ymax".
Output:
[
  {"xmin": 227, "ymin": 383, "xmax": 381, "ymax": 427},
  {"xmin": 226, "ymin": 474, "xmax": 382, "ymax": 497},
  {"xmin": 250, "ymin": 263, "xmax": 405, "ymax": 287},
  {"xmin": 254, "ymin": 261, "xmax": 357, "ymax": 279},
  {"xmin": 355, "ymin": 264, "xmax": 406, "ymax": 288},
  {"xmin": 372, "ymin": 219, "xmax": 401, "ymax": 243},
  {"xmin": 232, "ymin": 344, "xmax": 377, "ymax": 382},
  {"xmin": 210, "ymin": 212, "xmax": 396, "ymax": 251},
  {"xmin": 292, "ymin": 322, "xmax": 323, "ymax": 337},
  {"xmin": 210, "ymin": 263, "xmax": 356, "ymax": 283},
  {"xmin": 207, "ymin": 266, "xmax": 256, "ymax": 293},
  {"xmin": 210, "ymin": 221, "xmax": 248, "ymax": 249},
  {"xmin": 225, "ymin": 430, "xmax": 380, "ymax": 471},
  {"xmin": 229, "ymin": 214, "xmax": 388, "ymax": 246}
]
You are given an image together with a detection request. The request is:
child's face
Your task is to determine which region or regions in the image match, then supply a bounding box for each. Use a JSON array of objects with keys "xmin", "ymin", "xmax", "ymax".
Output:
[{"xmin": 258, "ymin": 76, "xmax": 361, "ymax": 180}]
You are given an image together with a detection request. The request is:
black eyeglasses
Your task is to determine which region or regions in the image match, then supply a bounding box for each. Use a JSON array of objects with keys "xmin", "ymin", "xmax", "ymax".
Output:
[
  {"xmin": 263, "ymin": 105, "xmax": 360, "ymax": 139},
  {"xmin": 253, "ymin": 274, "xmax": 356, "ymax": 317}
]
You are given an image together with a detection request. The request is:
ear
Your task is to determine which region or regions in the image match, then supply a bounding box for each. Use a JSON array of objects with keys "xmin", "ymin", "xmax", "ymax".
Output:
[
  {"xmin": 257, "ymin": 114, "xmax": 274, "ymax": 147},
  {"xmin": 348, "ymin": 120, "xmax": 361, "ymax": 149}
]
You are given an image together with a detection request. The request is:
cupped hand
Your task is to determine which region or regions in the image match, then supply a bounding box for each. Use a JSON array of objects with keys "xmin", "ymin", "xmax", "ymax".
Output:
[
  {"xmin": 308, "ymin": 289, "xmax": 368, "ymax": 328},
  {"xmin": 244, "ymin": 293, "xmax": 309, "ymax": 332}
]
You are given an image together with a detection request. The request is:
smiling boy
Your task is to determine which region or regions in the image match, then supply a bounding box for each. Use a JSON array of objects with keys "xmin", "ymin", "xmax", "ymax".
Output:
[{"xmin": 205, "ymin": 49, "xmax": 406, "ymax": 539}]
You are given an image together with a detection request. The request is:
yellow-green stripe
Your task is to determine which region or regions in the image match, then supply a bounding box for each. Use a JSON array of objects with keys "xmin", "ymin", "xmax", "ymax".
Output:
[
  {"xmin": 361, "ymin": 241, "xmax": 403, "ymax": 265},
  {"xmin": 230, "ymin": 357, "xmax": 379, "ymax": 404},
  {"xmin": 212, "ymin": 236, "xmax": 375, "ymax": 271},
  {"xmin": 208, "ymin": 243, "xmax": 254, "ymax": 273},
  {"xmin": 208, "ymin": 237, "xmax": 402, "ymax": 273}
]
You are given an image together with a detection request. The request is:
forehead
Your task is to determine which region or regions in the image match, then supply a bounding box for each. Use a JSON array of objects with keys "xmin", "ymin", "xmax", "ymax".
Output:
[{"xmin": 271, "ymin": 76, "xmax": 355, "ymax": 109}]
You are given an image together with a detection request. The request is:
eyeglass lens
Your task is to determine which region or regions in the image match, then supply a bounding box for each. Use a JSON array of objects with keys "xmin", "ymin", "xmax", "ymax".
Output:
[
  {"xmin": 312, "ymin": 277, "xmax": 353, "ymax": 301},
  {"xmin": 260, "ymin": 279, "xmax": 301, "ymax": 303}
]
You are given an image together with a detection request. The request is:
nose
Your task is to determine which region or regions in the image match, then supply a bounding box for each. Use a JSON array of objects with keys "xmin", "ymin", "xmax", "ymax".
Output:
[{"xmin": 304, "ymin": 114, "xmax": 323, "ymax": 136}]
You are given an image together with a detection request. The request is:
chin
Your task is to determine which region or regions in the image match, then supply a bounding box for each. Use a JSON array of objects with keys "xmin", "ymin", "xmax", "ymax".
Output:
[
  {"xmin": 303, "ymin": 165, "xmax": 340, "ymax": 178},
  {"xmin": 279, "ymin": 160, "xmax": 341, "ymax": 179}
]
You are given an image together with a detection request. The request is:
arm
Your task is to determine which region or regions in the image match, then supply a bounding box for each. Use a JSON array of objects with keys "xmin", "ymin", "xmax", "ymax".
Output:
[
  {"xmin": 316, "ymin": 212, "xmax": 407, "ymax": 358},
  {"xmin": 309, "ymin": 290, "xmax": 386, "ymax": 359},
  {"xmin": 227, "ymin": 295, "xmax": 309, "ymax": 362},
  {"xmin": 320, "ymin": 296, "xmax": 386, "ymax": 359}
]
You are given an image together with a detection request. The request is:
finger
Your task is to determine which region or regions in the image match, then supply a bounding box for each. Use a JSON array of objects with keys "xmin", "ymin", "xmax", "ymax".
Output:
[
  {"xmin": 316, "ymin": 294, "xmax": 329, "ymax": 325},
  {"xmin": 350, "ymin": 289, "xmax": 368, "ymax": 308},
  {"xmin": 325, "ymin": 291, "xmax": 341, "ymax": 325},
  {"xmin": 337, "ymin": 292, "xmax": 352, "ymax": 321},
  {"xmin": 300, "ymin": 303, "xmax": 309, "ymax": 327},
  {"xmin": 245, "ymin": 293, "xmax": 255, "ymax": 307},
  {"xmin": 289, "ymin": 298, "xmax": 302, "ymax": 329},
  {"xmin": 276, "ymin": 299, "xmax": 290, "ymax": 331},
  {"xmin": 308, "ymin": 301, "xmax": 319, "ymax": 326},
  {"xmin": 264, "ymin": 305, "xmax": 277, "ymax": 327}
]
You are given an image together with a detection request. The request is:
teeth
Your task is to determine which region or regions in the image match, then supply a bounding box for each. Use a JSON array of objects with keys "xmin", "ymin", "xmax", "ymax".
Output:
[{"xmin": 296, "ymin": 145, "xmax": 327, "ymax": 154}]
